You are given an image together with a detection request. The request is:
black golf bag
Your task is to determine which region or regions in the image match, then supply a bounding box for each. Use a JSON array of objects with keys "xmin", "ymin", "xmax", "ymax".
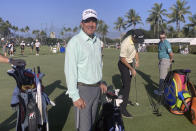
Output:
[{"xmin": 95, "ymin": 86, "xmax": 125, "ymax": 131}]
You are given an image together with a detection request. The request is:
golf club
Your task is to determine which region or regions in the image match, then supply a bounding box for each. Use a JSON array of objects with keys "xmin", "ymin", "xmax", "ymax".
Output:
[
  {"xmin": 133, "ymin": 58, "xmax": 139, "ymax": 106},
  {"xmin": 154, "ymin": 60, "xmax": 175, "ymax": 116},
  {"xmin": 77, "ymin": 108, "xmax": 80, "ymax": 131},
  {"xmin": 144, "ymin": 83, "xmax": 162, "ymax": 116},
  {"xmin": 134, "ymin": 76, "xmax": 139, "ymax": 106}
]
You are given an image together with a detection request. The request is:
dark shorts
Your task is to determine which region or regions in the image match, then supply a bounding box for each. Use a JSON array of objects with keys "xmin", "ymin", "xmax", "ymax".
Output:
[
  {"xmin": 21, "ymin": 45, "xmax": 24, "ymax": 50},
  {"xmin": 36, "ymin": 47, "xmax": 39, "ymax": 52}
]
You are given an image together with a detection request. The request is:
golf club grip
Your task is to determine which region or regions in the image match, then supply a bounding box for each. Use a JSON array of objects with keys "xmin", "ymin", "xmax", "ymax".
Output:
[{"xmin": 37, "ymin": 66, "xmax": 40, "ymax": 73}]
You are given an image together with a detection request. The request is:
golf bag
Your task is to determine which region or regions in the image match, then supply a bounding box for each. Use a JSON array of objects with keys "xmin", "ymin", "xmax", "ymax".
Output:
[
  {"xmin": 164, "ymin": 69, "xmax": 195, "ymax": 115},
  {"xmin": 7, "ymin": 65, "xmax": 54, "ymax": 131},
  {"xmin": 95, "ymin": 86, "xmax": 125, "ymax": 131}
]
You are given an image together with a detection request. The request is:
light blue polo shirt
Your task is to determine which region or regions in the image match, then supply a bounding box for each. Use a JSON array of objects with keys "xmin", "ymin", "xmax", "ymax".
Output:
[
  {"xmin": 158, "ymin": 39, "xmax": 172, "ymax": 59},
  {"xmin": 64, "ymin": 30, "xmax": 103, "ymax": 102}
]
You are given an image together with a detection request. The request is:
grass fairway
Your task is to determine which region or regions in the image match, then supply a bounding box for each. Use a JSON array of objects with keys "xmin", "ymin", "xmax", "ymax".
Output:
[{"xmin": 0, "ymin": 47, "xmax": 196, "ymax": 131}]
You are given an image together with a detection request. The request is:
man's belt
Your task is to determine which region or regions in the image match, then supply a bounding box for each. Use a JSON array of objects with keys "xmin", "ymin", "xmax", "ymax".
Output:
[{"xmin": 77, "ymin": 82, "xmax": 101, "ymax": 87}]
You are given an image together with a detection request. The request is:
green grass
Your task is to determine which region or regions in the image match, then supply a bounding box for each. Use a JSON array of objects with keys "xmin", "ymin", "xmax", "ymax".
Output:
[{"xmin": 0, "ymin": 47, "xmax": 196, "ymax": 131}]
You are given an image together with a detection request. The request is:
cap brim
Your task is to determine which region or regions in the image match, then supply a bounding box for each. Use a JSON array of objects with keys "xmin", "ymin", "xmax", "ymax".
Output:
[
  {"xmin": 83, "ymin": 16, "xmax": 97, "ymax": 21},
  {"xmin": 134, "ymin": 38, "xmax": 144, "ymax": 43}
]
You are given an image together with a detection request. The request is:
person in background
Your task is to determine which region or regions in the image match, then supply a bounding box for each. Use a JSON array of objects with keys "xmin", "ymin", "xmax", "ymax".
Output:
[
  {"xmin": 10, "ymin": 42, "xmax": 14, "ymax": 56},
  {"xmin": 30, "ymin": 41, "xmax": 34, "ymax": 54},
  {"xmin": 57, "ymin": 42, "xmax": 60, "ymax": 52},
  {"xmin": 20, "ymin": 41, "xmax": 25, "ymax": 55},
  {"xmin": 35, "ymin": 39, "xmax": 41, "ymax": 56},
  {"xmin": 2, "ymin": 39, "xmax": 8, "ymax": 56},
  {"xmin": 154, "ymin": 31, "xmax": 173, "ymax": 95}
]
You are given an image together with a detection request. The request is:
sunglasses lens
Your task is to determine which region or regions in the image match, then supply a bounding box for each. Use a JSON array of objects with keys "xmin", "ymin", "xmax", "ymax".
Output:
[{"xmin": 83, "ymin": 17, "xmax": 97, "ymax": 23}]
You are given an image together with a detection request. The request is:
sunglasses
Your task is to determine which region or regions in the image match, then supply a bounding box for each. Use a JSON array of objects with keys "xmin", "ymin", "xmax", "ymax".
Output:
[
  {"xmin": 160, "ymin": 37, "xmax": 166, "ymax": 39},
  {"xmin": 83, "ymin": 17, "xmax": 97, "ymax": 23}
]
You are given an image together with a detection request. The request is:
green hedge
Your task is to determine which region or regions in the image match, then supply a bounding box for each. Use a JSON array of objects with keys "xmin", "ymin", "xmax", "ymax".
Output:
[
  {"xmin": 146, "ymin": 45, "xmax": 158, "ymax": 52},
  {"xmin": 146, "ymin": 44, "xmax": 196, "ymax": 54},
  {"xmin": 172, "ymin": 45, "xmax": 179, "ymax": 53},
  {"xmin": 189, "ymin": 45, "xmax": 196, "ymax": 54}
]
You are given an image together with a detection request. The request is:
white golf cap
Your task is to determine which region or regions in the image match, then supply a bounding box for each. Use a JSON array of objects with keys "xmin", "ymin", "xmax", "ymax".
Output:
[
  {"xmin": 1, "ymin": 38, "xmax": 4, "ymax": 41},
  {"xmin": 82, "ymin": 9, "xmax": 97, "ymax": 20}
]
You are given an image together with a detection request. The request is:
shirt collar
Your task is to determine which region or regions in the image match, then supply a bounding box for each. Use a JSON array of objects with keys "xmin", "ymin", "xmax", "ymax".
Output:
[{"xmin": 79, "ymin": 29, "xmax": 97, "ymax": 43}]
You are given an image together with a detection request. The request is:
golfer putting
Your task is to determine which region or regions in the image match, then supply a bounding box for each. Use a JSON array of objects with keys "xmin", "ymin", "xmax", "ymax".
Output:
[
  {"xmin": 118, "ymin": 29, "xmax": 144, "ymax": 118},
  {"xmin": 64, "ymin": 9, "xmax": 107, "ymax": 131}
]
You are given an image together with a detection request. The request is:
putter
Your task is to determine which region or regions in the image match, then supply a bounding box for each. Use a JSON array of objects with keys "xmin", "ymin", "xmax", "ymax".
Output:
[
  {"xmin": 155, "ymin": 60, "xmax": 175, "ymax": 116},
  {"xmin": 77, "ymin": 108, "xmax": 80, "ymax": 131},
  {"xmin": 134, "ymin": 76, "xmax": 139, "ymax": 106},
  {"xmin": 144, "ymin": 84, "xmax": 162, "ymax": 116},
  {"xmin": 133, "ymin": 58, "xmax": 139, "ymax": 106}
]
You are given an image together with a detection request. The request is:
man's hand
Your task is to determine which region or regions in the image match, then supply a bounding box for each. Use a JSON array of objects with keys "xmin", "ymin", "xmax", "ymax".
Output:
[
  {"xmin": 135, "ymin": 61, "xmax": 139, "ymax": 68},
  {"xmin": 9, "ymin": 58, "xmax": 26, "ymax": 66},
  {"xmin": 100, "ymin": 83, "xmax": 107, "ymax": 94},
  {"xmin": 130, "ymin": 68, "xmax": 136, "ymax": 77},
  {"xmin": 73, "ymin": 98, "xmax": 86, "ymax": 109}
]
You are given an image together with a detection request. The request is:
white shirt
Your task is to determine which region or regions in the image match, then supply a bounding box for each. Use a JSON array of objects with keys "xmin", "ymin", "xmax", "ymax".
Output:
[
  {"xmin": 35, "ymin": 42, "xmax": 40, "ymax": 47},
  {"xmin": 20, "ymin": 42, "xmax": 25, "ymax": 46}
]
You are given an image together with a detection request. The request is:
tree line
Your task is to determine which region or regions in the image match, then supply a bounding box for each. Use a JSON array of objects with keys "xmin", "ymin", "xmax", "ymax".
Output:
[{"xmin": 1, "ymin": 0, "xmax": 196, "ymax": 45}]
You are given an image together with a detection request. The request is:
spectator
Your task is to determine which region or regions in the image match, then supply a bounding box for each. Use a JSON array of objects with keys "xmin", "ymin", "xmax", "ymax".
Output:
[
  {"xmin": 2, "ymin": 39, "xmax": 8, "ymax": 56},
  {"xmin": 35, "ymin": 39, "xmax": 41, "ymax": 56},
  {"xmin": 20, "ymin": 41, "xmax": 25, "ymax": 55},
  {"xmin": 30, "ymin": 41, "xmax": 34, "ymax": 53}
]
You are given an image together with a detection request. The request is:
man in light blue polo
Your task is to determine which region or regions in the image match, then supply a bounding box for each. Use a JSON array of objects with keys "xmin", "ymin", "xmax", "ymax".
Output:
[
  {"xmin": 64, "ymin": 9, "xmax": 107, "ymax": 131},
  {"xmin": 154, "ymin": 32, "xmax": 173, "ymax": 95}
]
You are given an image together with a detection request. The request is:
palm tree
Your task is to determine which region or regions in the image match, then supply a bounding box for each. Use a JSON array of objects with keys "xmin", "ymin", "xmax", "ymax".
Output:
[
  {"xmin": 188, "ymin": 14, "xmax": 196, "ymax": 36},
  {"xmin": 60, "ymin": 31, "xmax": 65, "ymax": 39},
  {"xmin": 97, "ymin": 20, "xmax": 104, "ymax": 35},
  {"xmin": 146, "ymin": 3, "xmax": 167, "ymax": 38},
  {"xmin": 168, "ymin": 0, "xmax": 191, "ymax": 33},
  {"xmin": 40, "ymin": 30, "xmax": 47, "ymax": 44},
  {"xmin": 20, "ymin": 28, "xmax": 25, "ymax": 38},
  {"xmin": 97, "ymin": 20, "xmax": 108, "ymax": 44},
  {"xmin": 73, "ymin": 26, "xmax": 79, "ymax": 34},
  {"xmin": 62, "ymin": 27, "xmax": 72, "ymax": 38},
  {"xmin": 101, "ymin": 24, "xmax": 108, "ymax": 44},
  {"xmin": 125, "ymin": 9, "xmax": 142, "ymax": 29},
  {"xmin": 12, "ymin": 26, "xmax": 18, "ymax": 35},
  {"xmin": 0, "ymin": 20, "xmax": 12, "ymax": 39},
  {"xmin": 114, "ymin": 17, "xmax": 126, "ymax": 32},
  {"xmin": 32, "ymin": 30, "xmax": 40, "ymax": 38},
  {"xmin": 167, "ymin": 26, "xmax": 175, "ymax": 38},
  {"xmin": 114, "ymin": 17, "xmax": 126, "ymax": 42},
  {"xmin": 25, "ymin": 26, "xmax": 30, "ymax": 37}
]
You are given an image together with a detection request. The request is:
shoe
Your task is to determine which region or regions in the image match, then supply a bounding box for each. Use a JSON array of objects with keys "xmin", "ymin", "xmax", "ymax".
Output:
[
  {"xmin": 121, "ymin": 110, "xmax": 133, "ymax": 118},
  {"xmin": 154, "ymin": 90, "xmax": 164, "ymax": 96},
  {"xmin": 127, "ymin": 100, "xmax": 135, "ymax": 106}
]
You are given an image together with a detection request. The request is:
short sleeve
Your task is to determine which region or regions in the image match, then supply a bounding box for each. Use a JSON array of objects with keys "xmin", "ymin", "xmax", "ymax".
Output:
[
  {"xmin": 120, "ymin": 40, "xmax": 127, "ymax": 58},
  {"xmin": 165, "ymin": 41, "xmax": 172, "ymax": 53}
]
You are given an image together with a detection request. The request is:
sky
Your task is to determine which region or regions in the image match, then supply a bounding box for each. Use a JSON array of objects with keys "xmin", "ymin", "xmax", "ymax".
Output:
[{"xmin": 1, "ymin": 0, "xmax": 196, "ymax": 38}]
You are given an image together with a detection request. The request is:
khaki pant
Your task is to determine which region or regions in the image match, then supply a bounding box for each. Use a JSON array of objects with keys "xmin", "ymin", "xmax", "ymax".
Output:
[{"xmin": 159, "ymin": 58, "xmax": 171, "ymax": 90}]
